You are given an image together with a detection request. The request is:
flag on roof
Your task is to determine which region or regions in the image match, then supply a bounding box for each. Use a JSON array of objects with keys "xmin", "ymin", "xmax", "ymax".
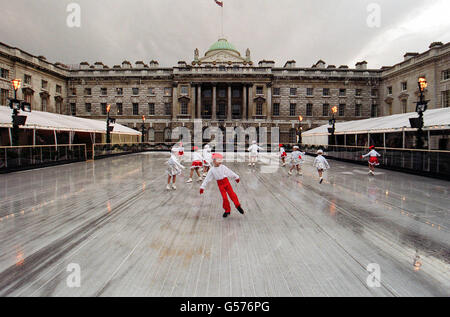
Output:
[{"xmin": 214, "ymin": 0, "xmax": 223, "ymax": 7}]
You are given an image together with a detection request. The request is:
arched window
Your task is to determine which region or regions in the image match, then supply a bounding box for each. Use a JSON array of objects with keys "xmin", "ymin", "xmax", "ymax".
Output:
[
  {"xmin": 148, "ymin": 128, "xmax": 155, "ymax": 142},
  {"xmin": 164, "ymin": 128, "xmax": 172, "ymax": 142}
]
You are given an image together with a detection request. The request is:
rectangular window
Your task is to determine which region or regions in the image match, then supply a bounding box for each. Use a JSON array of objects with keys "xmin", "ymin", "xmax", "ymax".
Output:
[
  {"xmin": 0, "ymin": 68, "xmax": 9, "ymax": 79},
  {"xmin": 232, "ymin": 89, "xmax": 241, "ymax": 98},
  {"xmin": 148, "ymin": 87, "xmax": 155, "ymax": 95},
  {"xmin": 306, "ymin": 103, "xmax": 313, "ymax": 117},
  {"xmin": 355, "ymin": 103, "xmax": 362, "ymax": 116},
  {"xmin": 371, "ymin": 104, "xmax": 378, "ymax": 117},
  {"xmin": 56, "ymin": 85, "xmax": 62, "ymax": 94},
  {"xmin": 256, "ymin": 102, "xmax": 263, "ymax": 116},
  {"xmin": 70, "ymin": 103, "xmax": 76, "ymax": 116},
  {"xmin": 323, "ymin": 88, "xmax": 330, "ymax": 96},
  {"xmin": 85, "ymin": 103, "xmax": 91, "ymax": 113},
  {"xmin": 256, "ymin": 86, "xmax": 264, "ymax": 95},
  {"xmin": 338, "ymin": 104, "xmax": 345, "ymax": 117},
  {"xmin": 42, "ymin": 80, "xmax": 48, "ymax": 90},
  {"xmin": 387, "ymin": 86, "xmax": 393, "ymax": 95},
  {"xmin": 117, "ymin": 103, "xmax": 123, "ymax": 115},
  {"xmin": 180, "ymin": 85, "xmax": 189, "ymax": 96},
  {"xmin": 218, "ymin": 89, "xmax": 226, "ymax": 98},
  {"xmin": 306, "ymin": 88, "xmax": 314, "ymax": 96},
  {"xmin": 273, "ymin": 103, "xmax": 280, "ymax": 116},
  {"xmin": 443, "ymin": 91, "xmax": 450, "ymax": 108},
  {"xmin": 322, "ymin": 104, "xmax": 329, "ymax": 116},
  {"xmin": 116, "ymin": 88, "xmax": 123, "ymax": 95},
  {"xmin": 0, "ymin": 89, "xmax": 8, "ymax": 106},
  {"xmin": 401, "ymin": 82, "xmax": 407, "ymax": 91},
  {"xmin": 290, "ymin": 88, "xmax": 297, "ymax": 96},
  {"xmin": 101, "ymin": 88, "xmax": 107, "ymax": 96},
  {"xmin": 339, "ymin": 89, "xmax": 346, "ymax": 97},
  {"xmin": 402, "ymin": 100, "xmax": 407, "ymax": 113},
  {"xmin": 180, "ymin": 101, "xmax": 188, "ymax": 115},
  {"xmin": 165, "ymin": 103, "xmax": 172, "ymax": 115},
  {"xmin": 24, "ymin": 74, "xmax": 32, "ymax": 84},
  {"xmin": 371, "ymin": 89, "xmax": 378, "ymax": 97},
  {"xmin": 132, "ymin": 88, "xmax": 139, "ymax": 95},
  {"xmin": 133, "ymin": 103, "xmax": 139, "ymax": 115},
  {"xmin": 273, "ymin": 88, "xmax": 281, "ymax": 96},
  {"xmin": 84, "ymin": 88, "xmax": 92, "ymax": 95},
  {"xmin": 442, "ymin": 69, "xmax": 450, "ymax": 81},
  {"xmin": 70, "ymin": 88, "xmax": 77, "ymax": 96},
  {"xmin": 164, "ymin": 88, "xmax": 172, "ymax": 96},
  {"xmin": 290, "ymin": 103, "xmax": 296, "ymax": 116},
  {"xmin": 355, "ymin": 89, "xmax": 362, "ymax": 97},
  {"xmin": 101, "ymin": 103, "xmax": 107, "ymax": 115},
  {"xmin": 148, "ymin": 103, "xmax": 155, "ymax": 115}
]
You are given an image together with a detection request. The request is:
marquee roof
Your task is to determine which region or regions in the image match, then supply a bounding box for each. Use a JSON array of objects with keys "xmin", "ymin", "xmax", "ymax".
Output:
[
  {"xmin": 303, "ymin": 108, "xmax": 450, "ymax": 136},
  {"xmin": 0, "ymin": 106, "xmax": 141, "ymax": 135}
]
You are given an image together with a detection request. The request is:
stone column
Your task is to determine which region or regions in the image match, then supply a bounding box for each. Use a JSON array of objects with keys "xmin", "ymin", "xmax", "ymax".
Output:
[
  {"xmin": 197, "ymin": 85, "xmax": 202, "ymax": 119},
  {"xmin": 172, "ymin": 84, "xmax": 178, "ymax": 120},
  {"xmin": 228, "ymin": 85, "xmax": 232, "ymax": 120},
  {"xmin": 191, "ymin": 85, "xmax": 196, "ymax": 119},
  {"xmin": 242, "ymin": 85, "xmax": 247, "ymax": 120},
  {"xmin": 212, "ymin": 85, "xmax": 217, "ymax": 121},
  {"xmin": 267, "ymin": 83, "xmax": 272, "ymax": 120},
  {"xmin": 248, "ymin": 84, "xmax": 253, "ymax": 119}
]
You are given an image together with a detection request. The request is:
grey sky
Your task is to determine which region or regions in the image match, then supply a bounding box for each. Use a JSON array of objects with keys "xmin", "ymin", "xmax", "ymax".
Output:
[{"xmin": 1, "ymin": 0, "xmax": 449, "ymax": 69}]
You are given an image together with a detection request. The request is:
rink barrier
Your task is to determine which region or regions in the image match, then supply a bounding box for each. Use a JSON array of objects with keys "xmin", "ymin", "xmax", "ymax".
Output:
[
  {"xmin": 0, "ymin": 144, "xmax": 87, "ymax": 174},
  {"xmin": 302, "ymin": 144, "xmax": 450, "ymax": 180}
]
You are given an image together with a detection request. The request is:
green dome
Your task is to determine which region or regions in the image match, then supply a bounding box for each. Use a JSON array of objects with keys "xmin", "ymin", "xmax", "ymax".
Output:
[{"xmin": 207, "ymin": 38, "xmax": 240, "ymax": 55}]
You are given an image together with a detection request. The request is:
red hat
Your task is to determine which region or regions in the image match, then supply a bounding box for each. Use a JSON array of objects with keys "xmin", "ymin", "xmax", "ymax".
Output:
[
  {"xmin": 369, "ymin": 146, "xmax": 375, "ymax": 150},
  {"xmin": 279, "ymin": 144, "xmax": 283, "ymax": 147},
  {"xmin": 192, "ymin": 146, "xmax": 199, "ymax": 151},
  {"xmin": 212, "ymin": 153, "xmax": 223, "ymax": 161}
]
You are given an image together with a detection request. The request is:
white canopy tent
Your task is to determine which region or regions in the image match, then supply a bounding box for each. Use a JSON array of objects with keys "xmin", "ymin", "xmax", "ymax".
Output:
[
  {"xmin": 0, "ymin": 106, "xmax": 141, "ymax": 146},
  {"xmin": 303, "ymin": 108, "xmax": 450, "ymax": 146}
]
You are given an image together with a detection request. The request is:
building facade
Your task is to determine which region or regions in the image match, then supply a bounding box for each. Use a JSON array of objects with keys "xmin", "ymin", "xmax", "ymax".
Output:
[{"xmin": 0, "ymin": 39, "xmax": 449, "ymax": 143}]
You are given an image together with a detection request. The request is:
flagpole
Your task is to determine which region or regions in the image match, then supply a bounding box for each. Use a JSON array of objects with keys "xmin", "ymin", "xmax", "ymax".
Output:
[{"xmin": 221, "ymin": 5, "xmax": 224, "ymax": 38}]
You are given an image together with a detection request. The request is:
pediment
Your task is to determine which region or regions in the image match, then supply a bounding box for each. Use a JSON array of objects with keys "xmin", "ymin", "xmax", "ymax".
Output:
[{"xmin": 199, "ymin": 50, "xmax": 246, "ymax": 64}]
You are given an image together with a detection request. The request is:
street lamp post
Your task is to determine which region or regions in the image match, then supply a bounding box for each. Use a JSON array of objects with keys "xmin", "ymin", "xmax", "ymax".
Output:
[
  {"xmin": 141, "ymin": 115, "xmax": 147, "ymax": 143},
  {"xmin": 328, "ymin": 106, "xmax": 338, "ymax": 146},
  {"xmin": 105, "ymin": 104, "xmax": 115, "ymax": 144},
  {"xmin": 410, "ymin": 77, "xmax": 428, "ymax": 149},
  {"xmin": 9, "ymin": 79, "xmax": 32, "ymax": 146},
  {"xmin": 298, "ymin": 115, "xmax": 303, "ymax": 145}
]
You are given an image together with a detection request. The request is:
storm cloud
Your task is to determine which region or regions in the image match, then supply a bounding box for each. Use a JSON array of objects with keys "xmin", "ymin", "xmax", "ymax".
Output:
[{"xmin": 1, "ymin": 0, "xmax": 449, "ymax": 68}]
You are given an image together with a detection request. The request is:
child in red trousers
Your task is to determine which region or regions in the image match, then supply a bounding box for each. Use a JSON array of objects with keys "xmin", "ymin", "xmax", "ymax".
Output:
[{"xmin": 200, "ymin": 153, "xmax": 245, "ymax": 218}]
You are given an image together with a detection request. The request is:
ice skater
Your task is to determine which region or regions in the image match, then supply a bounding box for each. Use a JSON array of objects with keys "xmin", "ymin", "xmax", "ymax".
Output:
[
  {"xmin": 361, "ymin": 145, "xmax": 381, "ymax": 176},
  {"xmin": 186, "ymin": 146, "xmax": 203, "ymax": 183},
  {"xmin": 248, "ymin": 140, "xmax": 263, "ymax": 166},
  {"xmin": 279, "ymin": 144, "xmax": 287, "ymax": 166},
  {"xmin": 288, "ymin": 145, "xmax": 305, "ymax": 176},
  {"xmin": 166, "ymin": 147, "xmax": 185, "ymax": 190},
  {"xmin": 202, "ymin": 144, "xmax": 212, "ymax": 177},
  {"xmin": 313, "ymin": 149, "xmax": 330, "ymax": 184},
  {"xmin": 200, "ymin": 153, "xmax": 245, "ymax": 218}
]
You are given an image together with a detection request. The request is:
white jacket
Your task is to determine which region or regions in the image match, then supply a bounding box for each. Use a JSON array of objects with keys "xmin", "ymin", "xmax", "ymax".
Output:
[
  {"xmin": 290, "ymin": 150, "xmax": 305, "ymax": 164},
  {"xmin": 203, "ymin": 149, "xmax": 212, "ymax": 163},
  {"xmin": 200, "ymin": 165, "xmax": 239, "ymax": 190},
  {"xmin": 248, "ymin": 144, "xmax": 263, "ymax": 155},
  {"xmin": 167, "ymin": 154, "xmax": 184, "ymax": 169},
  {"xmin": 192, "ymin": 151, "xmax": 203, "ymax": 162},
  {"xmin": 313, "ymin": 155, "xmax": 330, "ymax": 170},
  {"xmin": 362, "ymin": 150, "xmax": 381, "ymax": 158}
]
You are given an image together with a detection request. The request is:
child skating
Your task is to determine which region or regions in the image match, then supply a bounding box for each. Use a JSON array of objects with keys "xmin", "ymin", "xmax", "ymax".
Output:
[
  {"xmin": 166, "ymin": 148, "xmax": 185, "ymax": 190},
  {"xmin": 248, "ymin": 140, "xmax": 263, "ymax": 166},
  {"xmin": 313, "ymin": 149, "xmax": 330, "ymax": 184},
  {"xmin": 202, "ymin": 144, "xmax": 212, "ymax": 177},
  {"xmin": 288, "ymin": 145, "xmax": 305, "ymax": 175},
  {"xmin": 279, "ymin": 144, "xmax": 287, "ymax": 166},
  {"xmin": 200, "ymin": 153, "xmax": 245, "ymax": 218},
  {"xmin": 186, "ymin": 146, "xmax": 203, "ymax": 183},
  {"xmin": 361, "ymin": 145, "xmax": 381, "ymax": 176}
]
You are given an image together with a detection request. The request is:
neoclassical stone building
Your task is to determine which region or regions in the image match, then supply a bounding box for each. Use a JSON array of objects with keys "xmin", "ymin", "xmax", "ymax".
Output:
[{"xmin": 0, "ymin": 39, "xmax": 449, "ymax": 143}]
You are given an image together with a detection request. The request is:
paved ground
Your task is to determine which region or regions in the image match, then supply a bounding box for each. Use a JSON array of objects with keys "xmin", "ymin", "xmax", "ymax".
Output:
[{"xmin": 0, "ymin": 152, "xmax": 449, "ymax": 297}]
